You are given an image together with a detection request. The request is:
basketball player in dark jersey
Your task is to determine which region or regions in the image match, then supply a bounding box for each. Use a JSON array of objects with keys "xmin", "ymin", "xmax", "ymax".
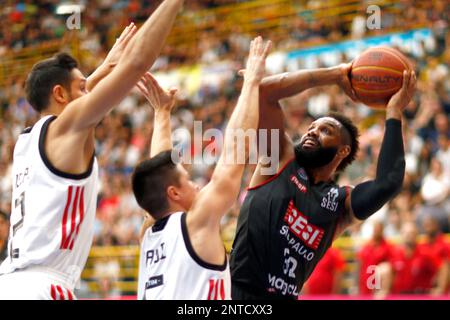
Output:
[{"xmin": 230, "ymin": 65, "xmax": 417, "ymax": 299}]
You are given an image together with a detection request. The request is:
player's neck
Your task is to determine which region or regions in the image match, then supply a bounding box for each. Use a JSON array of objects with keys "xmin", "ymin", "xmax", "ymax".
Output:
[
  {"xmin": 308, "ymin": 166, "xmax": 335, "ymax": 184},
  {"xmin": 163, "ymin": 203, "xmax": 186, "ymax": 218},
  {"xmin": 41, "ymin": 103, "xmax": 64, "ymax": 117}
]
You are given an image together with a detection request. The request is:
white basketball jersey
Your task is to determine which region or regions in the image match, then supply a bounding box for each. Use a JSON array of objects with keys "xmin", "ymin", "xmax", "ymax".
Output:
[
  {"xmin": 0, "ymin": 115, "xmax": 99, "ymax": 289},
  {"xmin": 138, "ymin": 212, "xmax": 231, "ymax": 300}
]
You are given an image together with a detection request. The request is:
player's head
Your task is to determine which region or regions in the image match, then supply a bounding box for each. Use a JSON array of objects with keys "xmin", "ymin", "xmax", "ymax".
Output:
[
  {"xmin": 402, "ymin": 222, "xmax": 418, "ymax": 247},
  {"xmin": 422, "ymin": 215, "xmax": 440, "ymax": 238},
  {"xmin": 294, "ymin": 112, "xmax": 359, "ymax": 172},
  {"xmin": 131, "ymin": 150, "xmax": 200, "ymax": 220},
  {"xmin": 25, "ymin": 52, "xmax": 87, "ymax": 113},
  {"xmin": 372, "ymin": 221, "xmax": 385, "ymax": 242}
]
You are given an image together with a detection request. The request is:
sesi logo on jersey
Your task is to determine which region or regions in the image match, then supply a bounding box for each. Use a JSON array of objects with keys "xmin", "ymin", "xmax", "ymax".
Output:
[
  {"xmin": 283, "ymin": 200, "xmax": 324, "ymax": 250},
  {"xmin": 321, "ymin": 187, "xmax": 339, "ymax": 212}
]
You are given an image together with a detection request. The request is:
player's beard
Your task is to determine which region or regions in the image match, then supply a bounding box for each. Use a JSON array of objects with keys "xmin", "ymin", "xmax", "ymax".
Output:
[{"xmin": 294, "ymin": 141, "xmax": 338, "ymax": 169}]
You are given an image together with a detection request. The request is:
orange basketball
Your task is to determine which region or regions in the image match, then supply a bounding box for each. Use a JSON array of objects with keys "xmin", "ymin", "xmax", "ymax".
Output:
[{"xmin": 350, "ymin": 46, "xmax": 411, "ymax": 108}]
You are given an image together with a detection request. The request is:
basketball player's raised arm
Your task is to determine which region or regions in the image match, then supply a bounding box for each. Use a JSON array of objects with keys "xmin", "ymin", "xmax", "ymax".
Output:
[
  {"xmin": 189, "ymin": 37, "xmax": 272, "ymax": 228},
  {"xmin": 335, "ymin": 71, "xmax": 416, "ymax": 237},
  {"xmin": 136, "ymin": 72, "xmax": 178, "ymax": 157},
  {"xmin": 260, "ymin": 63, "xmax": 357, "ymax": 104},
  {"xmin": 54, "ymin": 0, "xmax": 184, "ymax": 133},
  {"xmin": 86, "ymin": 23, "xmax": 138, "ymax": 92},
  {"xmin": 248, "ymin": 64, "xmax": 356, "ymax": 188}
]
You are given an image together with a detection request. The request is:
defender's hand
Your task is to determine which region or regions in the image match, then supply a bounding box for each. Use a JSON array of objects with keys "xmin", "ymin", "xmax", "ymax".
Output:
[
  {"xmin": 240, "ymin": 36, "xmax": 272, "ymax": 84},
  {"xmin": 137, "ymin": 72, "xmax": 178, "ymax": 112},
  {"xmin": 104, "ymin": 22, "xmax": 138, "ymax": 67}
]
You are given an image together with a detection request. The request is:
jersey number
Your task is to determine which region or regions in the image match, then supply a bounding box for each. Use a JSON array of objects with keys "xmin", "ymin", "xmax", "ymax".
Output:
[
  {"xmin": 283, "ymin": 248, "xmax": 297, "ymax": 279},
  {"xmin": 10, "ymin": 192, "xmax": 26, "ymax": 259}
]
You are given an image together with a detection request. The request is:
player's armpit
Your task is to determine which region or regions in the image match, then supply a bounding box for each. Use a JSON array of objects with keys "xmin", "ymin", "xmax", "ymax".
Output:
[{"xmin": 334, "ymin": 187, "xmax": 362, "ymax": 239}]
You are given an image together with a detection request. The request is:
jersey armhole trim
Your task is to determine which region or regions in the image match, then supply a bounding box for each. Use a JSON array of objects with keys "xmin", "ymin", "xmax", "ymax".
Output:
[
  {"xmin": 181, "ymin": 213, "xmax": 227, "ymax": 272},
  {"xmin": 20, "ymin": 126, "xmax": 33, "ymax": 134},
  {"xmin": 39, "ymin": 115, "xmax": 95, "ymax": 180},
  {"xmin": 247, "ymin": 157, "xmax": 295, "ymax": 191},
  {"xmin": 332, "ymin": 185, "xmax": 353, "ymax": 240}
]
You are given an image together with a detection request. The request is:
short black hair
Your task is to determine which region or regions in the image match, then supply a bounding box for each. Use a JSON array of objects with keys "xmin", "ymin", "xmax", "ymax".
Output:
[
  {"xmin": 131, "ymin": 150, "xmax": 181, "ymax": 219},
  {"xmin": 327, "ymin": 112, "xmax": 360, "ymax": 172},
  {"xmin": 25, "ymin": 52, "xmax": 78, "ymax": 112}
]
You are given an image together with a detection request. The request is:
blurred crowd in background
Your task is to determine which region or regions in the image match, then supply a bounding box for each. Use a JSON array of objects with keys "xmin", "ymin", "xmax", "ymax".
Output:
[{"xmin": 0, "ymin": 0, "xmax": 449, "ymax": 297}]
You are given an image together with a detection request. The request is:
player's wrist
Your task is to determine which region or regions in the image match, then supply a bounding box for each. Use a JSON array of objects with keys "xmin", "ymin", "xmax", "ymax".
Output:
[
  {"xmin": 385, "ymin": 106, "xmax": 402, "ymax": 121},
  {"xmin": 328, "ymin": 66, "xmax": 343, "ymax": 83},
  {"xmin": 243, "ymin": 76, "xmax": 262, "ymax": 87}
]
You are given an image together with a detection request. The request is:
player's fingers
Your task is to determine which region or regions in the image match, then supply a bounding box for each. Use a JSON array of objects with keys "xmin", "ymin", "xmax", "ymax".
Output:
[
  {"xmin": 122, "ymin": 24, "xmax": 137, "ymax": 45},
  {"xmin": 145, "ymin": 73, "xmax": 162, "ymax": 91},
  {"xmin": 249, "ymin": 39, "xmax": 255, "ymax": 56},
  {"xmin": 253, "ymin": 36, "xmax": 260, "ymax": 55},
  {"xmin": 401, "ymin": 70, "xmax": 410, "ymax": 91},
  {"xmin": 136, "ymin": 82, "xmax": 148, "ymax": 95},
  {"xmin": 169, "ymin": 87, "xmax": 178, "ymax": 96},
  {"xmin": 409, "ymin": 71, "xmax": 417, "ymax": 90},
  {"xmin": 256, "ymin": 36, "xmax": 263, "ymax": 55},
  {"xmin": 262, "ymin": 40, "xmax": 272, "ymax": 59},
  {"xmin": 238, "ymin": 69, "xmax": 246, "ymax": 77},
  {"xmin": 118, "ymin": 23, "xmax": 131, "ymax": 41}
]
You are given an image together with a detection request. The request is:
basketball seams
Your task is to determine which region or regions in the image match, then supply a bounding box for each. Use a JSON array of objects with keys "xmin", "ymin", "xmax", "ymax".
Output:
[
  {"xmin": 352, "ymin": 86, "xmax": 399, "ymax": 93},
  {"xmin": 375, "ymin": 47, "xmax": 410, "ymax": 70},
  {"xmin": 351, "ymin": 66, "xmax": 403, "ymax": 75}
]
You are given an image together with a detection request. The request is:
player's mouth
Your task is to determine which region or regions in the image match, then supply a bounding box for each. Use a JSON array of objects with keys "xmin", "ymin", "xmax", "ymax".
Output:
[{"xmin": 302, "ymin": 138, "xmax": 319, "ymax": 148}]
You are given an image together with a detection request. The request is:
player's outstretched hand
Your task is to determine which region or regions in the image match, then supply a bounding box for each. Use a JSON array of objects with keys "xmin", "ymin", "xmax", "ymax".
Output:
[
  {"xmin": 386, "ymin": 70, "xmax": 416, "ymax": 119},
  {"xmin": 103, "ymin": 22, "xmax": 138, "ymax": 67},
  {"xmin": 242, "ymin": 36, "xmax": 272, "ymax": 85},
  {"xmin": 137, "ymin": 72, "xmax": 178, "ymax": 112},
  {"xmin": 337, "ymin": 62, "xmax": 358, "ymax": 102}
]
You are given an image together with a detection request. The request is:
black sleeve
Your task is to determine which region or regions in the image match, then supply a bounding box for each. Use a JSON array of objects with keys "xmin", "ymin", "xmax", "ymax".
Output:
[{"xmin": 350, "ymin": 118, "xmax": 405, "ymax": 220}]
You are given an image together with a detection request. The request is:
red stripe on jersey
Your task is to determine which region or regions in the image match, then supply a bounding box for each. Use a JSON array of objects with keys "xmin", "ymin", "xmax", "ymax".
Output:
[
  {"xmin": 69, "ymin": 187, "xmax": 85, "ymax": 250},
  {"xmin": 66, "ymin": 288, "xmax": 74, "ymax": 300},
  {"xmin": 56, "ymin": 285, "xmax": 65, "ymax": 300},
  {"xmin": 219, "ymin": 279, "xmax": 225, "ymax": 300},
  {"xmin": 214, "ymin": 280, "xmax": 219, "ymax": 300},
  {"xmin": 207, "ymin": 279, "xmax": 214, "ymax": 300},
  {"xmin": 64, "ymin": 187, "xmax": 80, "ymax": 249},
  {"xmin": 60, "ymin": 186, "xmax": 73, "ymax": 249},
  {"xmin": 50, "ymin": 284, "xmax": 57, "ymax": 300}
]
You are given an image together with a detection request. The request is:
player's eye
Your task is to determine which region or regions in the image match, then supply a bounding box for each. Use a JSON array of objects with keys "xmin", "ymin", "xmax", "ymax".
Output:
[{"xmin": 322, "ymin": 127, "xmax": 330, "ymax": 134}]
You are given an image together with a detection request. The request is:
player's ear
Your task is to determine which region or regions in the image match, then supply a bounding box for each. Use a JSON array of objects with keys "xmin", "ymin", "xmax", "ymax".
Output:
[
  {"xmin": 166, "ymin": 185, "xmax": 181, "ymax": 202},
  {"xmin": 338, "ymin": 145, "xmax": 351, "ymax": 159},
  {"xmin": 52, "ymin": 84, "xmax": 69, "ymax": 104}
]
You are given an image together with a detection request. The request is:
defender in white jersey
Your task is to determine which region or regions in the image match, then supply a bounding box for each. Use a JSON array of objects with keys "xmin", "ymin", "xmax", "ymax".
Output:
[
  {"xmin": 0, "ymin": 0, "xmax": 185, "ymax": 299},
  {"xmin": 132, "ymin": 37, "xmax": 272, "ymax": 300},
  {"xmin": 138, "ymin": 212, "xmax": 231, "ymax": 299}
]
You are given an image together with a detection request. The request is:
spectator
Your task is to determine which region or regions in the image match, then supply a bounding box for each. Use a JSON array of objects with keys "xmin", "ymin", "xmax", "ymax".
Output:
[
  {"xmin": 390, "ymin": 222, "xmax": 442, "ymax": 294},
  {"xmin": 358, "ymin": 221, "xmax": 395, "ymax": 295},
  {"xmin": 419, "ymin": 216, "xmax": 450, "ymax": 294},
  {"xmin": 0, "ymin": 211, "xmax": 9, "ymax": 263},
  {"xmin": 303, "ymin": 247, "xmax": 346, "ymax": 295}
]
